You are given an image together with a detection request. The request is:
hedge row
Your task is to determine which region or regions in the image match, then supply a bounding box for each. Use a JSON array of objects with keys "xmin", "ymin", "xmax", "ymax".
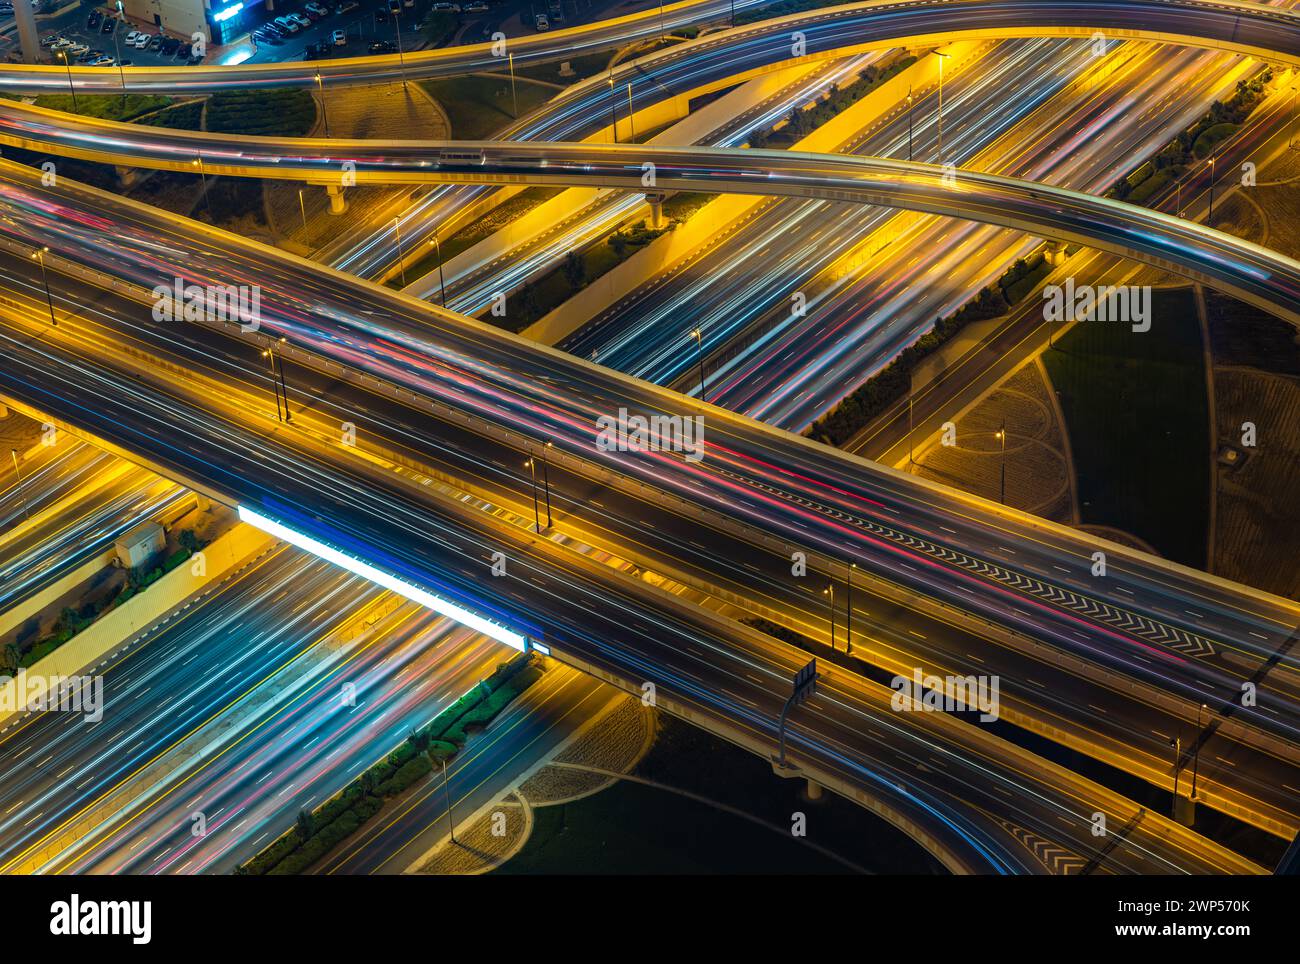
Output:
[
  {"xmin": 806, "ymin": 255, "xmax": 1051, "ymax": 447},
  {"xmin": 205, "ymin": 89, "xmax": 317, "ymax": 137},
  {"xmin": 241, "ymin": 653, "xmax": 542, "ymax": 875}
]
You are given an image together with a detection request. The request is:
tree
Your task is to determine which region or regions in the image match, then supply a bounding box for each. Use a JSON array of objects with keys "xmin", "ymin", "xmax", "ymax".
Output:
[
  {"xmin": 562, "ymin": 250, "xmax": 585, "ymax": 288},
  {"xmin": 295, "ymin": 809, "xmax": 315, "ymax": 841},
  {"xmin": 178, "ymin": 529, "xmax": 199, "ymax": 554}
]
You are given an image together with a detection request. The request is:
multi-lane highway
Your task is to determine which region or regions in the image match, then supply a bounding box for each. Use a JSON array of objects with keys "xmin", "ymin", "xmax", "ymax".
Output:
[{"xmin": 0, "ymin": 157, "xmax": 1292, "ymax": 869}]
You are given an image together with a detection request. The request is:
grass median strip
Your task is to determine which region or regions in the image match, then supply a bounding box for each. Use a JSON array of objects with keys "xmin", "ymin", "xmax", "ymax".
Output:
[{"xmin": 239, "ymin": 652, "xmax": 544, "ymax": 875}]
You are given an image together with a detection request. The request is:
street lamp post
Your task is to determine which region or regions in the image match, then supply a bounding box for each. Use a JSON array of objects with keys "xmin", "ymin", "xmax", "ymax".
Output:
[
  {"xmin": 1170, "ymin": 735, "xmax": 1182, "ymax": 805},
  {"xmin": 31, "ymin": 247, "xmax": 55, "ymax": 327},
  {"xmin": 10, "ymin": 449, "xmax": 27, "ymax": 520},
  {"xmin": 1207, "ymin": 155, "xmax": 1217, "ymax": 227},
  {"xmin": 263, "ymin": 348, "xmax": 285, "ymax": 421},
  {"xmin": 607, "ymin": 70, "xmax": 618, "ymax": 142},
  {"xmin": 298, "ymin": 188, "xmax": 308, "ymax": 232},
  {"xmin": 1191, "ymin": 703, "xmax": 1206, "ymax": 800},
  {"xmin": 441, "ymin": 757, "xmax": 456, "ymax": 844},
  {"xmin": 935, "ymin": 51, "xmax": 949, "ymax": 162},
  {"xmin": 393, "ymin": 217, "xmax": 407, "ymax": 286},
  {"xmin": 846, "ymin": 562, "xmax": 855, "ymax": 656},
  {"xmin": 269, "ymin": 338, "xmax": 291, "ymax": 423},
  {"xmin": 996, "ymin": 421, "xmax": 1007, "ymax": 506},
  {"xmin": 393, "ymin": 8, "xmax": 407, "ymax": 88},
  {"xmin": 691, "ymin": 328, "xmax": 706, "ymax": 401},
  {"xmin": 525, "ymin": 456, "xmax": 540, "ymax": 532},
  {"xmin": 508, "ymin": 52, "xmax": 518, "ymax": 119},
  {"xmin": 58, "ymin": 50, "xmax": 77, "ymax": 110},
  {"xmin": 906, "ymin": 87, "xmax": 913, "ymax": 162},
  {"xmin": 112, "ymin": 27, "xmax": 126, "ymax": 108},
  {"xmin": 192, "ymin": 156, "xmax": 213, "ymax": 221},
  {"xmin": 429, "ymin": 231, "xmax": 447, "ymax": 307},
  {"xmin": 823, "ymin": 582, "xmax": 836, "ymax": 651},
  {"xmin": 315, "ymin": 72, "xmax": 330, "ymax": 137},
  {"xmin": 541, "ymin": 440, "xmax": 553, "ymax": 529},
  {"xmin": 627, "ymin": 83, "xmax": 636, "ymax": 142}
]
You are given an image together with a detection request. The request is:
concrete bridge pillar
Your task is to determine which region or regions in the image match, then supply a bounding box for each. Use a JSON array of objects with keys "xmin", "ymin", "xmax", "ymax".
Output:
[
  {"xmin": 1043, "ymin": 240, "xmax": 1069, "ymax": 266},
  {"xmin": 0, "ymin": 403, "xmax": 9, "ymax": 419},
  {"xmin": 326, "ymin": 184, "xmax": 347, "ymax": 216},
  {"xmin": 644, "ymin": 193, "xmax": 666, "ymax": 230},
  {"xmin": 805, "ymin": 779, "xmax": 823, "ymax": 801},
  {"xmin": 13, "ymin": 0, "xmax": 38, "ymax": 65},
  {"xmin": 1173, "ymin": 793, "xmax": 1196, "ymax": 828}
]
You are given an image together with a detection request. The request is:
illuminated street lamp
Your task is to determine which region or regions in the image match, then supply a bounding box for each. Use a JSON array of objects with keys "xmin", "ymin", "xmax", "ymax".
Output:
[
  {"xmin": 627, "ymin": 83, "xmax": 636, "ymax": 142},
  {"xmin": 298, "ymin": 188, "xmax": 308, "ymax": 233},
  {"xmin": 823, "ymin": 582, "xmax": 836, "ymax": 651},
  {"xmin": 935, "ymin": 50, "xmax": 950, "ymax": 162},
  {"xmin": 1206, "ymin": 155, "xmax": 1217, "ymax": 227},
  {"xmin": 995, "ymin": 420, "xmax": 1007, "ymax": 506},
  {"xmin": 30, "ymin": 246, "xmax": 55, "ymax": 327},
  {"xmin": 906, "ymin": 86, "xmax": 914, "ymax": 162},
  {"xmin": 192, "ymin": 156, "xmax": 213, "ymax": 221},
  {"xmin": 540, "ymin": 440, "xmax": 553, "ymax": 529},
  {"xmin": 846, "ymin": 561, "xmax": 856, "ymax": 656},
  {"xmin": 690, "ymin": 328, "xmax": 706, "ymax": 401},
  {"xmin": 315, "ymin": 72, "xmax": 330, "ymax": 138},
  {"xmin": 607, "ymin": 69, "xmax": 618, "ymax": 143},
  {"xmin": 508, "ymin": 52, "xmax": 518, "ymax": 119},
  {"xmin": 525, "ymin": 455, "xmax": 541, "ymax": 532},
  {"xmin": 263, "ymin": 337, "xmax": 291, "ymax": 424},
  {"xmin": 1170, "ymin": 735, "xmax": 1182, "ymax": 807},
  {"xmin": 441, "ymin": 757, "xmax": 456, "ymax": 844},
  {"xmin": 10, "ymin": 449, "xmax": 27, "ymax": 520},
  {"xmin": 1191, "ymin": 702, "xmax": 1207, "ymax": 800},
  {"xmin": 57, "ymin": 49, "xmax": 77, "ymax": 110},
  {"xmin": 393, "ymin": 217, "xmax": 406, "ymax": 286},
  {"xmin": 262, "ymin": 348, "xmax": 284, "ymax": 422},
  {"xmin": 428, "ymin": 230, "xmax": 447, "ymax": 307}
]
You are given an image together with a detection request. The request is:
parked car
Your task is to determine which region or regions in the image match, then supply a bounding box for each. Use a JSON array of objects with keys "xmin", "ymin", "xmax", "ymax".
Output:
[
  {"xmin": 132, "ymin": 32, "xmax": 149, "ymax": 48},
  {"xmin": 100, "ymin": 16, "xmax": 116, "ymax": 33},
  {"xmin": 51, "ymin": 36, "xmax": 74, "ymax": 49},
  {"xmin": 463, "ymin": 2, "xmax": 488, "ymax": 12},
  {"xmin": 534, "ymin": 14, "xmax": 547, "ymax": 29},
  {"xmin": 40, "ymin": 34, "xmax": 61, "ymax": 47},
  {"xmin": 176, "ymin": 42, "xmax": 191, "ymax": 58},
  {"xmin": 161, "ymin": 36, "xmax": 181, "ymax": 53},
  {"xmin": 330, "ymin": 28, "xmax": 346, "ymax": 45},
  {"xmin": 261, "ymin": 21, "xmax": 286, "ymax": 37},
  {"xmin": 252, "ymin": 27, "xmax": 281, "ymax": 44},
  {"xmin": 305, "ymin": 1, "xmax": 330, "ymax": 16},
  {"xmin": 86, "ymin": 10, "xmax": 101, "ymax": 29},
  {"xmin": 148, "ymin": 34, "xmax": 163, "ymax": 50},
  {"xmin": 336, "ymin": 0, "xmax": 359, "ymax": 13},
  {"xmin": 123, "ymin": 29, "xmax": 140, "ymax": 45},
  {"xmin": 275, "ymin": 15, "xmax": 300, "ymax": 32},
  {"xmin": 368, "ymin": 39, "xmax": 395, "ymax": 53},
  {"xmin": 431, "ymin": 2, "xmax": 460, "ymax": 11},
  {"xmin": 89, "ymin": 54, "xmax": 114, "ymax": 65},
  {"xmin": 186, "ymin": 52, "xmax": 203, "ymax": 65},
  {"xmin": 288, "ymin": 12, "xmax": 311, "ymax": 27},
  {"xmin": 76, "ymin": 48, "xmax": 104, "ymax": 62}
]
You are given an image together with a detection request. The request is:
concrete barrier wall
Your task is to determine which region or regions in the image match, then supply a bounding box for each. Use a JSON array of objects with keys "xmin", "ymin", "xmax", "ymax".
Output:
[{"xmin": 0, "ymin": 523, "xmax": 277, "ymax": 725}]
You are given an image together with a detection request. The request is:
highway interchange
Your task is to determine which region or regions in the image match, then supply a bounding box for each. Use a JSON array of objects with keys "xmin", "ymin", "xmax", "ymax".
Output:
[{"xmin": 0, "ymin": 0, "xmax": 1297, "ymax": 882}]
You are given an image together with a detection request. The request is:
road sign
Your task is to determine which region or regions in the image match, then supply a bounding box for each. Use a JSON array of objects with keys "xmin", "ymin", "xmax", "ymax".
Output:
[{"xmin": 793, "ymin": 658, "xmax": 816, "ymax": 703}]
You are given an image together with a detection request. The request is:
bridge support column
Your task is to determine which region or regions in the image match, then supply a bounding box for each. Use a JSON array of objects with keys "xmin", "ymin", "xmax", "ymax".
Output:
[
  {"xmin": 1043, "ymin": 240, "xmax": 1069, "ymax": 266},
  {"xmin": 326, "ymin": 185, "xmax": 347, "ymax": 216},
  {"xmin": 805, "ymin": 779, "xmax": 823, "ymax": 801},
  {"xmin": 644, "ymin": 193, "xmax": 666, "ymax": 230},
  {"xmin": 12, "ymin": 0, "xmax": 38, "ymax": 65},
  {"xmin": 195, "ymin": 494, "xmax": 213, "ymax": 513},
  {"xmin": 0, "ymin": 403, "xmax": 8, "ymax": 419},
  {"xmin": 1173, "ymin": 793, "xmax": 1196, "ymax": 827}
]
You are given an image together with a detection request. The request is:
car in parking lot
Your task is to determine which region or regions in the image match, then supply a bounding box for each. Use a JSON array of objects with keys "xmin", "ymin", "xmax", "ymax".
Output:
[
  {"xmin": 148, "ymin": 34, "xmax": 163, "ymax": 50},
  {"xmin": 133, "ymin": 32, "xmax": 150, "ymax": 48},
  {"xmin": 463, "ymin": 2, "xmax": 488, "ymax": 11},
  {"xmin": 101, "ymin": 16, "xmax": 116, "ymax": 33},
  {"xmin": 40, "ymin": 34, "xmax": 61, "ymax": 47},
  {"xmin": 160, "ymin": 36, "xmax": 180, "ymax": 54},
  {"xmin": 288, "ymin": 12, "xmax": 311, "ymax": 27},
  {"xmin": 123, "ymin": 29, "xmax": 141, "ymax": 45},
  {"xmin": 176, "ymin": 42, "xmax": 191, "ymax": 58},
  {"xmin": 368, "ymin": 39, "xmax": 395, "ymax": 53},
  {"xmin": 305, "ymin": 1, "xmax": 330, "ymax": 16},
  {"xmin": 86, "ymin": 10, "xmax": 100, "ymax": 29},
  {"xmin": 88, "ymin": 54, "xmax": 114, "ymax": 65},
  {"xmin": 274, "ymin": 15, "xmax": 300, "ymax": 32},
  {"xmin": 336, "ymin": 0, "xmax": 359, "ymax": 12},
  {"xmin": 186, "ymin": 52, "xmax": 203, "ymax": 65},
  {"xmin": 252, "ymin": 27, "xmax": 281, "ymax": 44},
  {"xmin": 432, "ymin": 2, "xmax": 460, "ymax": 11},
  {"xmin": 534, "ymin": 13, "xmax": 547, "ymax": 29},
  {"xmin": 331, "ymin": 28, "xmax": 346, "ymax": 45},
  {"xmin": 75, "ymin": 48, "xmax": 103, "ymax": 62}
]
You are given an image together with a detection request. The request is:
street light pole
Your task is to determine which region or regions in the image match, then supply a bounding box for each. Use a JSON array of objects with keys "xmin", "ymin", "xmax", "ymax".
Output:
[
  {"xmin": 393, "ymin": 8, "xmax": 407, "ymax": 89},
  {"xmin": 192, "ymin": 156, "xmax": 213, "ymax": 221},
  {"xmin": 31, "ymin": 247, "xmax": 55, "ymax": 327},
  {"xmin": 1191, "ymin": 703, "xmax": 1206, "ymax": 800},
  {"xmin": 906, "ymin": 87, "xmax": 913, "ymax": 162},
  {"xmin": 525, "ymin": 456, "xmax": 540, "ymax": 532},
  {"xmin": 541, "ymin": 440, "xmax": 553, "ymax": 529},
  {"xmin": 691, "ymin": 328, "xmax": 706, "ymax": 401},
  {"xmin": 627, "ymin": 83, "xmax": 636, "ymax": 142},
  {"xmin": 10, "ymin": 449, "xmax": 27, "ymax": 520},
  {"xmin": 1207, "ymin": 155, "xmax": 1217, "ymax": 227},
  {"xmin": 1170, "ymin": 735, "xmax": 1181, "ymax": 806},
  {"xmin": 263, "ymin": 348, "xmax": 284, "ymax": 421},
  {"xmin": 936, "ymin": 52, "xmax": 948, "ymax": 162},
  {"xmin": 508, "ymin": 52, "xmax": 518, "ymax": 119},
  {"xmin": 272, "ymin": 338, "xmax": 291, "ymax": 423},
  {"xmin": 429, "ymin": 231, "xmax": 447, "ymax": 307},
  {"xmin": 298, "ymin": 188, "xmax": 308, "ymax": 232},
  {"xmin": 607, "ymin": 70, "xmax": 618, "ymax": 143},
  {"xmin": 315, "ymin": 72, "xmax": 330, "ymax": 137},
  {"xmin": 393, "ymin": 217, "xmax": 406, "ymax": 286},
  {"xmin": 824, "ymin": 582, "xmax": 836, "ymax": 651},
  {"xmin": 996, "ymin": 421, "xmax": 1007, "ymax": 506},
  {"xmin": 846, "ymin": 562, "xmax": 855, "ymax": 656},
  {"xmin": 441, "ymin": 757, "xmax": 456, "ymax": 844},
  {"xmin": 59, "ymin": 50, "xmax": 77, "ymax": 110}
]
